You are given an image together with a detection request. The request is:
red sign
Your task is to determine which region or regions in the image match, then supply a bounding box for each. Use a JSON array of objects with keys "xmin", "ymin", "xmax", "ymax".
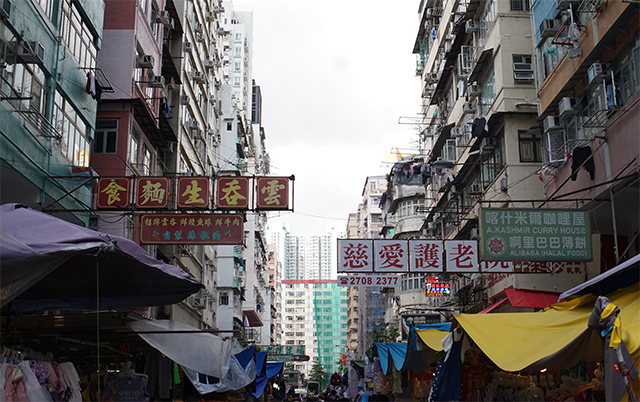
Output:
[
  {"xmin": 136, "ymin": 177, "xmax": 170, "ymax": 209},
  {"xmin": 256, "ymin": 177, "xmax": 289, "ymax": 210},
  {"xmin": 177, "ymin": 177, "xmax": 210, "ymax": 209},
  {"xmin": 97, "ymin": 178, "xmax": 131, "ymax": 209},
  {"xmin": 139, "ymin": 213, "xmax": 244, "ymax": 244},
  {"xmin": 216, "ymin": 176, "xmax": 250, "ymax": 209}
]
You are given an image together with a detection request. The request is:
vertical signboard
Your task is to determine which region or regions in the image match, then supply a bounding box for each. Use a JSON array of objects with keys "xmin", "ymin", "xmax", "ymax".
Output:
[
  {"xmin": 216, "ymin": 176, "xmax": 250, "ymax": 209},
  {"xmin": 373, "ymin": 240, "xmax": 409, "ymax": 273},
  {"xmin": 338, "ymin": 239, "xmax": 373, "ymax": 273},
  {"xmin": 480, "ymin": 208, "xmax": 592, "ymax": 261},
  {"xmin": 97, "ymin": 178, "xmax": 131, "ymax": 209},
  {"xmin": 409, "ymin": 240, "xmax": 444, "ymax": 272},
  {"xmin": 256, "ymin": 177, "xmax": 289, "ymax": 210},
  {"xmin": 136, "ymin": 177, "xmax": 170, "ymax": 209},
  {"xmin": 177, "ymin": 177, "xmax": 210, "ymax": 209},
  {"xmin": 445, "ymin": 240, "xmax": 479, "ymax": 272}
]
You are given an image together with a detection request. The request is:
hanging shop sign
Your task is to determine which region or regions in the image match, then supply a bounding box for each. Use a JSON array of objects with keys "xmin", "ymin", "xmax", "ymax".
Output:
[
  {"xmin": 177, "ymin": 177, "xmax": 210, "ymax": 209},
  {"xmin": 338, "ymin": 239, "xmax": 478, "ymax": 273},
  {"xmin": 94, "ymin": 176, "xmax": 293, "ymax": 211},
  {"xmin": 215, "ymin": 176, "xmax": 251, "ymax": 209},
  {"xmin": 409, "ymin": 240, "xmax": 444, "ymax": 273},
  {"xmin": 482, "ymin": 261, "xmax": 585, "ymax": 274},
  {"xmin": 479, "ymin": 208, "xmax": 592, "ymax": 261},
  {"xmin": 425, "ymin": 278, "xmax": 451, "ymax": 297},
  {"xmin": 337, "ymin": 275, "xmax": 400, "ymax": 287},
  {"xmin": 374, "ymin": 240, "xmax": 409, "ymax": 273},
  {"xmin": 255, "ymin": 176, "xmax": 290, "ymax": 210},
  {"xmin": 97, "ymin": 177, "xmax": 132, "ymax": 209},
  {"xmin": 136, "ymin": 177, "xmax": 170, "ymax": 209},
  {"xmin": 259, "ymin": 345, "xmax": 306, "ymax": 356},
  {"xmin": 139, "ymin": 213, "xmax": 244, "ymax": 244}
]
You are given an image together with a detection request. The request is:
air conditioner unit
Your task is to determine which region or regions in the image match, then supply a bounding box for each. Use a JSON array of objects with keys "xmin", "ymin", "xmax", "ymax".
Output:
[
  {"xmin": 469, "ymin": 83, "xmax": 482, "ymax": 96},
  {"xmin": 466, "ymin": 20, "xmax": 480, "ymax": 32},
  {"xmin": 196, "ymin": 33, "xmax": 206, "ymax": 43},
  {"xmin": 427, "ymin": 222, "xmax": 437, "ymax": 230},
  {"xmin": 192, "ymin": 71, "xmax": 205, "ymax": 83},
  {"xmin": 463, "ymin": 100, "xmax": 477, "ymax": 114},
  {"xmin": 192, "ymin": 128, "xmax": 205, "ymax": 140},
  {"xmin": 426, "ymin": 72, "xmax": 438, "ymax": 82},
  {"xmin": 213, "ymin": 5, "xmax": 222, "ymax": 13},
  {"xmin": 156, "ymin": 10, "xmax": 172, "ymax": 25},
  {"xmin": 544, "ymin": 115, "xmax": 565, "ymax": 133},
  {"xmin": 181, "ymin": 95, "xmax": 190, "ymax": 105},
  {"xmin": 543, "ymin": 115, "xmax": 562, "ymax": 132},
  {"xmin": 540, "ymin": 19, "xmax": 560, "ymax": 38},
  {"xmin": 451, "ymin": 127, "xmax": 464, "ymax": 137},
  {"xmin": 204, "ymin": 59, "xmax": 215, "ymax": 69},
  {"xmin": 587, "ymin": 63, "xmax": 608, "ymax": 84},
  {"xmin": 470, "ymin": 228, "xmax": 479, "ymax": 239},
  {"xmin": 207, "ymin": 11, "xmax": 216, "ymax": 22},
  {"xmin": 149, "ymin": 75, "xmax": 165, "ymax": 88},
  {"xmin": 194, "ymin": 23, "xmax": 204, "ymax": 33},
  {"xmin": 167, "ymin": 77, "xmax": 176, "ymax": 90},
  {"xmin": 0, "ymin": 0, "xmax": 11, "ymax": 19},
  {"xmin": 558, "ymin": 97, "xmax": 578, "ymax": 117},
  {"xmin": 468, "ymin": 183, "xmax": 482, "ymax": 194},
  {"xmin": 480, "ymin": 137, "xmax": 497, "ymax": 154},
  {"xmin": 137, "ymin": 54, "xmax": 154, "ymax": 69},
  {"xmin": 18, "ymin": 41, "xmax": 45, "ymax": 64},
  {"xmin": 217, "ymin": 27, "xmax": 228, "ymax": 35},
  {"xmin": 184, "ymin": 41, "xmax": 193, "ymax": 52},
  {"xmin": 191, "ymin": 297, "xmax": 205, "ymax": 309},
  {"xmin": 188, "ymin": 120, "xmax": 199, "ymax": 129}
]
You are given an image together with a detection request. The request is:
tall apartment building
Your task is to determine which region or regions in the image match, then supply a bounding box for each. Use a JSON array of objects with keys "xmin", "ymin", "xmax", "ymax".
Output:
[
  {"xmin": 530, "ymin": 1, "xmax": 639, "ymax": 284},
  {"xmin": 1, "ymin": 0, "xmax": 105, "ymax": 223},
  {"xmin": 305, "ymin": 228, "xmax": 341, "ymax": 280},
  {"xmin": 345, "ymin": 213, "xmax": 359, "ymax": 353},
  {"xmin": 281, "ymin": 279, "xmax": 347, "ymax": 381}
]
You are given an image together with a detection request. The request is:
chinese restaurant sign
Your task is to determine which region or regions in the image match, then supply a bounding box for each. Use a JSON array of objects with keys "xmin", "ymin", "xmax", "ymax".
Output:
[
  {"xmin": 97, "ymin": 178, "xmax": 131, "ymax": 209},
  {"xmin": 139, "ymin": 213, "xmax": 243, "ymax": 245},
  {"xmin": 136, "ymin": 177, "xmax": 170, "ymax": 209},
  {"xmin": 177, "ymin": 177, "xmax": 210, "ymax": 209},
  {"xmin": 94, "ymin": 176, "xmax": 292, "ymax": 211},
  {"xmin": 479, "ymin": 208, "xmax": 592, "ymax": 261},
  {"xmin": 215, "ymin": 176, "xmax": 250, "ymax": 209},
  {"xmin": 255, "ymin": 177, "xmax": 290, "ymax": 210}
]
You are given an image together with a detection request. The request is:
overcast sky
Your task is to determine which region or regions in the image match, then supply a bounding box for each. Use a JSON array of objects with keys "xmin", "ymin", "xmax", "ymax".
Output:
[{"xmin": 238, "ymin": 0, "xmax": 423, "ymax": 235}]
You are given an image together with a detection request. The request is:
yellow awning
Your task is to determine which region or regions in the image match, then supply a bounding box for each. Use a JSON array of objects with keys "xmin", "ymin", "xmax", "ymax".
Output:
[
  {"xmin": 456, "ymin": 284, "xmax": 639, "ymax": 372},
  {"xmin": 416, "ymin": 329, "xmax": 449, "ymax": 351}
]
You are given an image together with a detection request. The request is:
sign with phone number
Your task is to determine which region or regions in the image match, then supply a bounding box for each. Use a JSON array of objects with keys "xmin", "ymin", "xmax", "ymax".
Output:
[{"xmin": 337, "ymin": 275, "xmax": 400, "ymax": 287}]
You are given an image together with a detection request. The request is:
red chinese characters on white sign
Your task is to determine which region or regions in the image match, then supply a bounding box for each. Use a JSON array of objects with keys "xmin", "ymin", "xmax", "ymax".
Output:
[
  {"xmin": 338, "ymin": 240, "xmax": 373, "ymax": 273},
  {"xmin": 373, "ymin": 240, "xmax": 408, "ymax": 273},
  {"xmin": 409, "ymin": 240, "xmax": 444, "ymax": 273},
  {"xmin": 445, "ymin": 240, "xmax": 478, "ymax": 272}
]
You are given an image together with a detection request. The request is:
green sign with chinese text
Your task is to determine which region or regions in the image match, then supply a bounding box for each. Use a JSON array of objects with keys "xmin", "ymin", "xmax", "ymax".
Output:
[{"xmin": 479, "ymin": 208, "xmax": 592, "ymax": 261}]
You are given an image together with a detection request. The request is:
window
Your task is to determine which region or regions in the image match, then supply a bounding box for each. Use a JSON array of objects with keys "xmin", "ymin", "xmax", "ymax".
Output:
[
  {"xmin": 93, "ymin": 119, "xmax": 118, "ymax": 154},
  {"xmin": 53, "ymin": 90, "xmax": 90, "ymax": 167},
  {"xmin": 510, "ymin": 0, "xmax": 530, "ymax": 11},
  {"xmin": 480, "ymin": 68, "xmax": 496, "ymax": 115},
  {"xmin": 219, "ymin": 292, "xmax": 229, "ymax": 305},
  {"xmin": 518, "ymin": 131, "xmax": 542, "ymax": 162},
  {"xmin": 60, "ymin": 0, "xmax": 98, "ymax": 69},
  {"xmin": 370, "ymin": 181, "xmax": 376, "ymax": 190},
  {"xmin": 235, "ymin": 33, "xmax": 242, "ymax": 42},
  {"xmin": 129, "ymin": 130, "xmax": 139, "ymax": 165},
  {"xmin": 513, "ymin": 55, "xmax": 534, "ymax": 85}
]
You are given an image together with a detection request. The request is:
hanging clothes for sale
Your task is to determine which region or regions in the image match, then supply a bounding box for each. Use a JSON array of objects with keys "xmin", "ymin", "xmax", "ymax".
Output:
[
  {"xmin": 570, "ymin": 146, "xmax": 595, "ymax": 180},
  {"xmin": 428, "ymin": 329, "xmax": 464, "ymax": 402}
]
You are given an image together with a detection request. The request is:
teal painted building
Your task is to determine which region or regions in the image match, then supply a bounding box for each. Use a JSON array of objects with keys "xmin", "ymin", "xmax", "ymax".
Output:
[{"xmin": 0, "ymin": 0, "xmax": 105, "ymax": 224}]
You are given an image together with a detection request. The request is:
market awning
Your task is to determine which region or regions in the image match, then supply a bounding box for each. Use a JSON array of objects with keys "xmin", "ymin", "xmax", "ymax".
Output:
[
  {"xmin": 478, "ymin": 297, "xmax": 508, "ymax": 314},
  {"xmin": 455, "ymin": 284, "xmax": 639, "ymax": 372},
  {"xmin": 559, "ymin": 253, "xmax": 640, "ymax": 300},
  {"xmin": 416, "ymin": 326, "xmax": 450, "ymax": 352},
  {"xmin": 505, "ymin": 288, "xmax": 560, "ymax": 308},
  {"xmin": 0, "ymin": 203, "xmax": 202, "ymax": 311}
]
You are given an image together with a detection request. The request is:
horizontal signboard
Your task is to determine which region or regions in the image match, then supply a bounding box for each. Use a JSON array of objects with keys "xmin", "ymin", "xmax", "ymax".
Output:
[
  {"xmin": 480, "ymin": 208, "xmax": 592, "ymax": 261},
  {"xmin": 337, "ymin": 275, "xmax": 399, "ymax": 287},
  {"xmin": 139, "ymin": 213, "xmax": 244, "ymax": 244}
]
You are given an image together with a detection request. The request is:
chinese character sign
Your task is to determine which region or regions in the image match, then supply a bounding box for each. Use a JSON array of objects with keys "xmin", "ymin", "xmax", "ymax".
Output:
[
  {"xmin": 373, "ymin": 240, "xmax": 409, "ymax": 273},
  {"xmin": 256, "ymin": 177, "xmax": 289, "ymax": 210},
  {"xmin": 177, "ymin": 177, "xmax": 210, "ymax": 209},
  {"xmin": 97, "ymin": 178, "xmax": 131, "ymax": 209},
  {"xmin": 425, "ymin": 278, "xmax": 451, "ymax": 297},
  {"xmin": 136, "ymin": 177, "xmax": 169, "ymax": 209},
  {"xmin": 480, "ymin": 208, "xmax": 592, "ymax": 261},
  {"xmin": 409, "ymin": 240, "xmax": 444, "ymax": 272},
  {"xmin": 338, "ymin": 239, "xmax": 373, "ymax": 273},
  {"xmin": 445, "ymin": 240, "xmax": 478, "ymax": 272},
  {"xmin": 480, "ymin": 261, "xmax": 514, "ymax": 273},
  {"xmin": 139, "ymin": 213, "xmax": 244, "ymax": 244},
  {"xmin": 216, "ymin": 176, "xmax": 250, "ymax": 209}
]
